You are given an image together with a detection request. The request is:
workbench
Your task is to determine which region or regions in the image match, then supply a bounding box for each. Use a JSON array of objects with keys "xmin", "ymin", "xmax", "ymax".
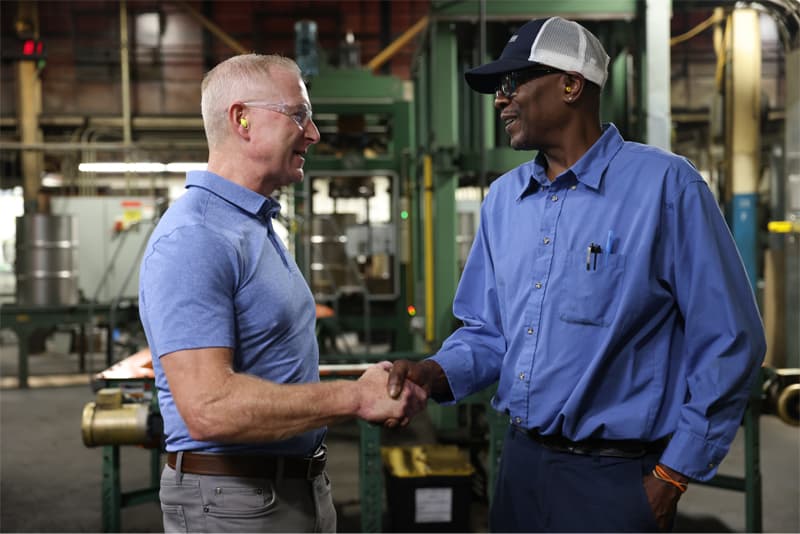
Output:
[{"xmin": 0, "ymin": 301, "xmax": 140, "ymax": 388}]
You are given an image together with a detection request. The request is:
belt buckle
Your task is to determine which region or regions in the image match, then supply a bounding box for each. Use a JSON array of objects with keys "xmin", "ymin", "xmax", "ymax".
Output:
[
  {"xmin": 566, "ymin": 444, "xmax": 590, "ymax": 455},
  {"xmin": 307, "ymin": 446, "xmax": 326, "ymax": 479}
]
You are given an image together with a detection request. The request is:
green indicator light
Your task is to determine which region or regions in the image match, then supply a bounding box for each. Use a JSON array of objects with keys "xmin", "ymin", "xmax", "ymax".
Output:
[{"xmin": 400, "ymin": 210, "xmax": 409, "ymax": 220}]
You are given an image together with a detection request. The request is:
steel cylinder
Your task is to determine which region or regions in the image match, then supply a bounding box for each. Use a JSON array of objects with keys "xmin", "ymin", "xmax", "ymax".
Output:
[
  {"xmin": 81, "ymin": 401, "xmax": 151, "ymax": 447},
  {"xmin": 15, "ymin": 214, "xmax": 79, "ymax": 306},
  {"xmin": 777, "ymin": 383, "xmax": 800, "ymax": 426}
]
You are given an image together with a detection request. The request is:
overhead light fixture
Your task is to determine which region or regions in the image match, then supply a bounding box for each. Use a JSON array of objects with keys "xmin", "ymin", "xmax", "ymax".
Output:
[{"xmin": 78, "ymin": 162, "xmax": 207, "ymax": 173}]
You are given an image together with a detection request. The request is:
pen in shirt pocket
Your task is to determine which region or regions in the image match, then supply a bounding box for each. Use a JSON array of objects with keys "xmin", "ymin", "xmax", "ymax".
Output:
[{"xmin": 605, "ymin": 230, "xmax": 614, "ymax": 266}]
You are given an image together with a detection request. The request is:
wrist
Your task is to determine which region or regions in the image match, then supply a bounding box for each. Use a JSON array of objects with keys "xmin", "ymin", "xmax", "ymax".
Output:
[
  {"xmin": 421, "ymin": 360, "xmax": 453, "ymax": 401},
  {"xmin": 653, "ymin": 464, "xmax": 689, "ymax": 493},
  {"xmin": 657, "ymin": 464, "xmax": 690, "ymax": 484}
]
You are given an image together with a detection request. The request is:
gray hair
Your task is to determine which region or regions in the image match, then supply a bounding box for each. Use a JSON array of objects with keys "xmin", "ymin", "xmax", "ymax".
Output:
[{"xmin": 201, "ymin": 54, "xmax": 301, "ymax": 148}]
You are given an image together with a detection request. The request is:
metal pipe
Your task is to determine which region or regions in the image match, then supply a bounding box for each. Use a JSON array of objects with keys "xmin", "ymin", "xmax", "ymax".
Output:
[
  {"xmin": 15, "ymin": 1, "xmax": 43, "ymax": 212},
  {"xmin": 423, "ymin": 154, "xmax": 435, "ymax": 343},
  {"xmin": 478, "ymin": 0, "xmax": 487, "ymax": 196},
  {"xmin": 0, "ymin": 141, "xmax": 208, "ymax": 151},
  {"xmin": 119, "ymin": 0, "xmax": 132, "ymax": 147},
  {"xmin": 726, "ymin": 8, "xmax": 762, "ymax": 290},
  {"xmin": 173, "ymin": 0, "xmax": 248, "ymax": 55},
  {"xmin": 367, "ymin": 16, "xmax": 429, "ymax": 73}
]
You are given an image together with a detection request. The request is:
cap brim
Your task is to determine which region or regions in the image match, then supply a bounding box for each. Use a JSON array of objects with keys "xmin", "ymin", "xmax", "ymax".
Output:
[{"xmin": 464, "ymin": 58, "xmax": 541, "ymax": 94}]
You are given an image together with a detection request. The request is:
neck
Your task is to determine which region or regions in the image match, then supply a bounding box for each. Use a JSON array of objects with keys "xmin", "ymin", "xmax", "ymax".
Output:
[
  {"xmin": 207, "ymin": 149, "xmax": 276, "ymax": 197},
  {"xmin": 543, "ymin": 119, "xmax": 603, "ymax": 181}
]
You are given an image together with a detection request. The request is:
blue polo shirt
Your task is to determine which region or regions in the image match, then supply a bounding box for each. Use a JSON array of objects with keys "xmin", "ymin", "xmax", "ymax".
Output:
[
  {"xmin": 139, "ymin": 171, "xmax": 324, "ymax": 455},
  {"xmin": 432, "ymin": 124, "xmax": 765, "ymax": 481}
]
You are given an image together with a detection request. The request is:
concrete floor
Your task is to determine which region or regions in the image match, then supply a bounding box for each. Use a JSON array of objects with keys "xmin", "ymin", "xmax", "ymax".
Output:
[{"xmin": 1, "ymin": 341, "xmax": 798, "ymax": 533}]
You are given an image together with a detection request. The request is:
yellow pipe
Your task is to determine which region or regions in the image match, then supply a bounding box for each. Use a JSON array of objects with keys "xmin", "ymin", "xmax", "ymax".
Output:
[
  {"xmin": 366, "ymin": 16, "xmax": 429, "ymax": 73},
  {"xmin": 670, "ymin": 10, "xmax": 725, "ymax": 47},
  {"xmin": 173, "ymin": 0, "xmax": 249, "ymax": 55},
  {"xmin": 713, "ymin": 8, "xmax": 727, "ymax": 92},
  {"xmin": 728, "ymin": 8, "xmax": 761, "ymax": 198},
  {"xmin": 423, "ymin": 155, "xmax": 435, "ymax": 343}
]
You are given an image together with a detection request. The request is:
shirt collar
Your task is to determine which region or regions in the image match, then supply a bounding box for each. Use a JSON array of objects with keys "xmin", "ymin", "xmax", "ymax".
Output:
[
  {"xmin": 185, "ymin": 170, "xmax": 280, "ymax": 219},
  {"xmin": 517, "ymin": 123, "xmax": 624, "ymax": 198}
]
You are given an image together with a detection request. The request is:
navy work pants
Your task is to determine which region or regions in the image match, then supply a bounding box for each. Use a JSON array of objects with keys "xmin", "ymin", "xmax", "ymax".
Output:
[{"xmin": 490, "ymin": 426, "xmax": 663, "ymax": 532}]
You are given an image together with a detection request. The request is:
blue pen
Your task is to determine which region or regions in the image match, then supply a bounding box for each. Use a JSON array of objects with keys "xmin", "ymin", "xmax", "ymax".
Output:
[{"xmin": 605, "ymin": 230, "xmax": 614, "ymax": 262}]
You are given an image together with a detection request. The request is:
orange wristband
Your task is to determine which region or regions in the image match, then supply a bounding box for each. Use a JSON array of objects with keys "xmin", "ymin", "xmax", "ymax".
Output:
[{"xmin": 652, "ymin": 465, "xmax": 688, "ymax": 493}]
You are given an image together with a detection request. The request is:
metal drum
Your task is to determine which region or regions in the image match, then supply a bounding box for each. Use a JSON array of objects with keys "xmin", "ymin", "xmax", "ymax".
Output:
[
  {"xmin": 15, "ymin": 214, "xmax": 79, "ymax": 306},
  {"xmin": 310, "ymin": 214, "xmax": 361, "ymax": 296}
]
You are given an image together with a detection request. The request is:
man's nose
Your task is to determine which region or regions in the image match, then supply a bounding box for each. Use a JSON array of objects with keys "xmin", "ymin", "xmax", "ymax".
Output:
[
  {"xmin": 494, "ymin": 91, "xmax": 510, "ymax": 109},
  {"xmin": 306, "ymin": 119, "xmax": 321, "ymax": 144}
]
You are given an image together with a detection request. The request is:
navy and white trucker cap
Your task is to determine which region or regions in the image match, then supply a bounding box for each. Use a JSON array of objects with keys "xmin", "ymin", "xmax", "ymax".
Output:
[{"xmin": 464, "ymin": 17, "xmax": 610, "ymax": 94}]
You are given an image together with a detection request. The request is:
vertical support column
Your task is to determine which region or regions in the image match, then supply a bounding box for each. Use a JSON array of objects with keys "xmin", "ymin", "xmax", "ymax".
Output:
[
  {"xmin": 783, "ymin": 47, "xmax": 800, "ymax": 366},
  {"xmin": 119, "ymin": 0, "xmax": 132, "ymax": 148},
  {"xmin": 102, "ymin": 445, "xmax": 121, "ymax": 533},
  {"xmin": 430, "ymin": 21, "xmax": 459, "ymax": 345},
  {"xmin": 726, "ymin": 8, "xmax": 761, "ymax": 291},
  {"xmin": 358, "ymin": 420, "xmax": 383, "ymax": 532},
  {"xmin": 744, "ymin": 380, "xmax": 763, "ymax": 533},
  {"xmin": 15, "ymin": 2, "xmax": 43, "ymax": 213},
  {"xmin": 724, "ymin": 13, "xmax": 763, "ymax": 531},
  {"xmin": 15, "ymin": 325, "xmax": 33, "ymax": 389},
  {"xmin": 645, "ymin": 0, "xmax": 672, "ymax": 150},
  {"xmin": 424, "ymin": 22, "xmax": 461, "ymax": 431}
]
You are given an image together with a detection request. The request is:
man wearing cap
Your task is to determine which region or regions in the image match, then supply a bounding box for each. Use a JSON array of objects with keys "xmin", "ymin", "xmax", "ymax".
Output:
[{"xmin": 387, "ymin": 17, "xmax": 765, "ymax": 532}]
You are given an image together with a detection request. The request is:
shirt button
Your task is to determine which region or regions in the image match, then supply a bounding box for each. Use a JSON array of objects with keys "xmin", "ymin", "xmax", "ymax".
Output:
[
  {"xmin": 551, "ymin": 195, "xmax": 558, "ymax": 202},
  {"xmin": 535, "ymin": 282, "xmax": 542, "ymax": 289},
  {"xmin": 527, "ymin": 327, "xmax": 534, "ymax": 334},
  {"xmin": 570, "ymin": 185, "xmax": 577, "ymax": 190},
  {"xmin": 514, "ymin": 416, "xmax": 522, "ymax": 425},
  {"xmin": 709, "ymin": 463, "xmax": 716, "ymax": 468},
  {"xmin": 519, "ymin": 373, "xmax": 525, "ymax": 380},
  {"xmin": 543, "ymin": 237, "xmax": 550, "ymax": 245}
]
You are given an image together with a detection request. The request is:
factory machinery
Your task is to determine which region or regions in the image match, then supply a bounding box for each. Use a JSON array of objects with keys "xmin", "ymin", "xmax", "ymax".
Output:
[{"xmin": 1, "ymin": 0, "xmax": 798, "ymax": 532}]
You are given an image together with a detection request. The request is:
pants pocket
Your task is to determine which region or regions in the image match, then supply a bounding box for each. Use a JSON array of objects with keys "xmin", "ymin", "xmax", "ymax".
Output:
[
  {"xmin": 200, "ymin": 479, "xmax": 280, "ymax": 533},
  {"xmin": 161, "ymin": 504, "xmax": 188, "ymax": 533},
  {"xmin": 312, "ymin": 472, "xmax": 336, "ymax": 533}
]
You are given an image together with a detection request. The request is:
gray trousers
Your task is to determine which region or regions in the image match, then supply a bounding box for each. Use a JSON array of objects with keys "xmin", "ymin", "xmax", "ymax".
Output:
[{"xmin": 159, "ymin": 459, "xmax": 336, "ymax": 533}]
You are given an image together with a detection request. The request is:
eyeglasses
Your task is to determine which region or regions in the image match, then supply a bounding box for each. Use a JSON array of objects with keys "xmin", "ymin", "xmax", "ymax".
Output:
[
  {"xmin": 243, "ymin": 101, "xmax": 314, "ymax": 130},
  {"xmin": 496, "ymin": 67, "xmax": 563, "ymax": 98}
]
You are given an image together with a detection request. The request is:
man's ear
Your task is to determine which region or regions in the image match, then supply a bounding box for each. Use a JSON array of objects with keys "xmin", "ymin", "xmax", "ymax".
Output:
[
  {"xmin": 229, "ymin": 102, "xmax": 249, "ymax": 134},
  {"xmin": 562, "ymin": 73, "xmax": 586, "ymax": 103}
]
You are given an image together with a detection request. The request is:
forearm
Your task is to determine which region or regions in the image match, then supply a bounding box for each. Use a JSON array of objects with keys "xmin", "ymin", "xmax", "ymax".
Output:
[{"xmin": 184, "ymin": 373, "xmax": 360, "ymax": 443}]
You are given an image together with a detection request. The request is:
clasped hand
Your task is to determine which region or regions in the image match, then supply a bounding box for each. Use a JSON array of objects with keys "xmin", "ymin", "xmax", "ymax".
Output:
[{"xmin": 355, "ymin": 361, "xmax": 428, "ymax": 428}]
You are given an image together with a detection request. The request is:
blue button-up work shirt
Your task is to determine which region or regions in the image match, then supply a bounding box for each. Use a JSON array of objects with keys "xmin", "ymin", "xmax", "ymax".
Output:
[
  {"xmin": 431, "ymin": 124, "xmax": 766, "ymax": 481},
  {"xmin": 139, "ymin": 171, "xmax": 324, "ymax": 455}
]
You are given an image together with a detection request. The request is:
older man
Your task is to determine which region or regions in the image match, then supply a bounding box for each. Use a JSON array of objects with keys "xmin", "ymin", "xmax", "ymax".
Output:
[
  {"xmin": 388, "ymin": 17, "xmax": 765, "ymax": 532},
  {"xmin": 139, "ymin": 54, "xmax": 426, "ymax": 533}
]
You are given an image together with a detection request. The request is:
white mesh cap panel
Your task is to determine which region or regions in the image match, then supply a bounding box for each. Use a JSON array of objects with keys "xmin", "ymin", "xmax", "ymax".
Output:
[{"xmin": 528, "ymin": 17, "xmax": 610, "ymax": 87}]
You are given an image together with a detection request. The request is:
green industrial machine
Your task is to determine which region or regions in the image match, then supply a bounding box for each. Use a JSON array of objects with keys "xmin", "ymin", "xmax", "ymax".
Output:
[{"xmin": 300, "ymin": 67, "xmax": 417, "ymax": 359}]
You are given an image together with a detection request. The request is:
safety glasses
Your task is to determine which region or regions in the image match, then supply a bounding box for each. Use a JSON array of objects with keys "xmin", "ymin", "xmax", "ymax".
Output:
[
  {"xmin": 496, "ymin": 67, "xmax": 563, "ymax": 98},
  {"xmin": 243, "ymin": 101, "xmax": 314, "ymax": 130}
]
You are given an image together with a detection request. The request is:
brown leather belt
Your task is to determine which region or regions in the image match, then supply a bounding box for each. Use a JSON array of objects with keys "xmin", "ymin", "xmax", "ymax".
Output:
[
  {"xmin": 167, "ymin": 450, "xmax": 326, "ymax": 479},
  {"xmin": 526, "ymin": 429, "xmax": 670, "ymax": 459}
]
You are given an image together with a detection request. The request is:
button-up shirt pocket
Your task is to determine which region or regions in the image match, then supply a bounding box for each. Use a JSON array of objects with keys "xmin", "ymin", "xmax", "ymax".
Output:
[{"xmin": 557, "ymin": 251, "xmax": 626, "ymax": 326}]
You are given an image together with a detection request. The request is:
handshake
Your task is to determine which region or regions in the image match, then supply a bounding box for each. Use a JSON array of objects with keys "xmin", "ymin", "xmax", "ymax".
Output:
[{"xmin": 353, "ymin": 359, "xmax": 446, "ymax": 428}]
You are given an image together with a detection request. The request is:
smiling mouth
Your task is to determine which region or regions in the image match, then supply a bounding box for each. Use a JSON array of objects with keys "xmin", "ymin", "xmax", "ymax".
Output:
[{"xmin": 503, "ymin": 117, "xmax": 517, "ymax": 131}]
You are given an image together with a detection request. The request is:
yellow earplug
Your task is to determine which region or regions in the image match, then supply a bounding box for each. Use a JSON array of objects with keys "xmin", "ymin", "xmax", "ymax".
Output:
[{"xmin": 240, "ymin": 118, "xmax": 248, "ymax": 128}]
